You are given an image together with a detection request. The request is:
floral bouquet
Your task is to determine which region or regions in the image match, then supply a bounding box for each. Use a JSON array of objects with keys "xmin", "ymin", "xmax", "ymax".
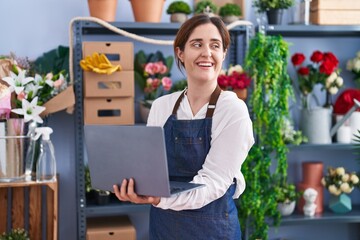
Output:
[
  {"xmin": 346, "ymin": 51, "xmax": 360, "ymax": 88},
  {"xmin": 0, "ymin": 55, "xmax": 68, "ymax": 124},
  {"xmin": 321, "ymin": 166, "xmax": 359, "ymax": 196},
  {"xmin": 134, "ymin": 50, "xmax": 173, "ymax": 105},
  {"xmin": 291, "ymin": 51, "xmax": 344, "ymax": 109},
  {"xmin": 217, "ymin": 64, "xmax": 251, "ymax": 90}
]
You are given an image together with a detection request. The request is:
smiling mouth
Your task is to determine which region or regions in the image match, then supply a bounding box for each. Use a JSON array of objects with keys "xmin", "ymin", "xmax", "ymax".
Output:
[{"xmin": 197, "ymin": 62, "xmax": 214, "ymax": 67}]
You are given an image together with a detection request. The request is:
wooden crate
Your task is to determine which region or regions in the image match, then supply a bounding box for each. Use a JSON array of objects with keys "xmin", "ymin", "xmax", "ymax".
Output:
[
  {"xmin": 310, "ymin": 0, "xmax": 360, "ymax": 25},
  {"xmin": 194, "ymin": 0, "xmax": 246, "ymax": 19},
  {"xmin": 0, "ymin": 181, "xmax": 58, "ymax": 240}
]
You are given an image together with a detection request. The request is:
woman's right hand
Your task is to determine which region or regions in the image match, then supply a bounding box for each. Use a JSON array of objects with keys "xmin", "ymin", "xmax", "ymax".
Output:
[{"xmin": 113, "ymin": 178, "xmax": 160, "ymax": 205}]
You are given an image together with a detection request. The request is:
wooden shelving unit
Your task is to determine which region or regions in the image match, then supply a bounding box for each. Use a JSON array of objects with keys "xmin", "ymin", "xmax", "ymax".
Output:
[{"xmin": 0, "ymin": 180, "xmax": 58, "ymax": 240}]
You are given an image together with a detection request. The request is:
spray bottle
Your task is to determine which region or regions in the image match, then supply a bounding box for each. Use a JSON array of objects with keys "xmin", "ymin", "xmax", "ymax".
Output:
[
  {"xmin": 34, "ymin": 127, "xmax": 56, "ymax": 182},
  {"xmin": 24, "ymin": 121, "xmax": 38, "ymax": 181}
]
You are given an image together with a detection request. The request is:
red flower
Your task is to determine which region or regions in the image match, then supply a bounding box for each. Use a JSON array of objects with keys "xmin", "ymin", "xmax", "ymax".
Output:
[
  {"xmin": 319, "ymin": 60, "xmax": 336, "ymax": 75},
  {"xmin": 310, "ymin": 51, "xmax": 323, "ymax": 63},
  {"xmin": 217, "ymin": 65, "xmax": 251, "ymax": 90},
  {"xmin": 291, "ymin": 53, "xmax": 305, "ymax": 66},
  {"xmin": 298, "ymin": 67, "xmax": 310, "ymax": 75},
  {"xmin": 333, "ymin": 89, "xmax": 360, "ymax": 114},
  {"xmin": 323, "ymin": 52, "xmax": 339, "ymax": 68}
]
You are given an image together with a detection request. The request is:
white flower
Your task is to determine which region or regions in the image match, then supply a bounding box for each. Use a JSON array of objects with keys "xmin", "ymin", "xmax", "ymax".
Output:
[
  {"xmin": 340, "ymin": 182, "xmax": 353, "ymax": 193},
  {"xmin": 25, "ymin": 83, "xmax": 43, "ymax": 99},
  {"xmin": 328, "ymin": 185, "xmax": 341, "ymax": 196},
  {"xmin": 342, "ymin": 173, "xmax": 350, "ymax": 182},
  {"xmin": 321, "ymin": 177, "xmax": 326, "ymax": 186},
  {"xmin": 326, "ymin": 72, "xmax": 337, "ymax": 88},
  {"xmin": 336, "ymin": 167, "xmax": 345, "ymax": 176},
  {"xmin": 335, "ymin": 76, "xmax": 343, "ymax": 87},
  {"xmin": 228, "ymin": 64, "xmax": 243, "ymax": 75},
  {"xmin": 328, "ymin": 86, "xmax": 338, "ymax": 95},
  {"xmin": 346, "ymin": 59, "xmax": 354, "ymax": 71},
  {"xmin": 11, "ymin": 96, "xmax": 45, "ymax": 124},
  {"xmin": 351, "ymin": 174, "xmax": 359, "ymax": 184},
  {"xmin": 1, "ymin": 70, "xmax": 34, "ymax": 94},
  {"xmin": 353, "ymin": 58, "xmax": 360, "ymax": 72}
]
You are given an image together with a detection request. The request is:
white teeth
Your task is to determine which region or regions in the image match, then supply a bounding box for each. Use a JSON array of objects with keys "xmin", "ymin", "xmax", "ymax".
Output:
[{"xmin": 198, "ymin": 62, "xmax": 212, "ymax": 67}]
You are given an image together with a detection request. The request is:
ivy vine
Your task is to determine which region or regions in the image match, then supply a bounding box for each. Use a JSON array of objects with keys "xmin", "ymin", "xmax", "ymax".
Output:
[{"xmin": 238, "ymin": 32, "xmax": 294, "ymax": 240}]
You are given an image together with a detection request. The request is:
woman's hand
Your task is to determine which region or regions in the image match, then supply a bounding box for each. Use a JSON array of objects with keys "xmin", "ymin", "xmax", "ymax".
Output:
[{"xmin": 113, "ymin": 178, "xmax": 160, "ymax": 205}]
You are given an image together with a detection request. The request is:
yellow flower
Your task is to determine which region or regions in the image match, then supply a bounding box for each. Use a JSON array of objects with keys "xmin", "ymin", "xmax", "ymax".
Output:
[
  {"xmin": 340, "ymin": 182, "xmax": 353, "ymax": 194},
  {"xmin": 351, "ymin": 174, "xmax": 359, "ymax": 184},
  {"xmin": 341, "ymin": 173, "xmax": 350, "ymax": 182},
  {"xmin": 321, "ymin": 177, "xmax": 326, "ymax": 186},
  {"xmin": 336, "ymin": 167, "xmax": 345, "ymax": 176},
  {"xmin": 328, "ymin": 185, "xmax": 341, "ymax": 196}
]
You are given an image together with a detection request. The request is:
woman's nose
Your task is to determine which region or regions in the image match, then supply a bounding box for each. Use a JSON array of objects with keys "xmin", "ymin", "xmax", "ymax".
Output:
[{"xmin": 201, "ymin": 47, "xmax": 212, "ymax": 57}]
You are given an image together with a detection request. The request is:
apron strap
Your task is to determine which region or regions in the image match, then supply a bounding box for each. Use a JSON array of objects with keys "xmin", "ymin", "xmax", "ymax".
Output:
[
  {"xmin": 171, "ymin": 85, "xmax": 222, "ymax": 118},
  {"xmin": 205, "ymin": 85, "xmax": 222, "ymax": 118}
]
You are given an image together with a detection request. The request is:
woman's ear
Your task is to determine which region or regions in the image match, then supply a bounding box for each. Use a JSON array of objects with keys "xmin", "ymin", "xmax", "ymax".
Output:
[
  {"xmin": 223, "ymin": 49, "xmax": 227, "ymax": 61},
  {"xmin": 176, "ymin": 47, "xmax": 183, "ymax": 63}
]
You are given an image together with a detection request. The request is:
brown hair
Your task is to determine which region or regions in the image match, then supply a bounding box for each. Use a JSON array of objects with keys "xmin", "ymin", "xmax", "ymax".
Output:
[{"xmin": 173, "ymin": 14, "xmax": 231, "ymax": 71}]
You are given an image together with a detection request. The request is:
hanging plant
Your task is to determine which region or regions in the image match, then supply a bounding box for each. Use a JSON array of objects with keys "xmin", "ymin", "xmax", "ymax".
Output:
[{"xmin": 238, "ymin": 32, "xmax": 294, "ymax": 240}]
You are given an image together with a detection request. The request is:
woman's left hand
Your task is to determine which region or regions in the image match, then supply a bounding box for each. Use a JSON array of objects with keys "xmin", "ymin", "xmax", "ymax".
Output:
[{"xmin": 113, "ymin": 178, "xmax": 160, "ymax": 205}]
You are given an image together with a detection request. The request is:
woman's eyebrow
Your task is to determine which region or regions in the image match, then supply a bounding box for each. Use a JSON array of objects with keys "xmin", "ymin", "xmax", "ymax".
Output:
[{"xmin": 189, "ymin": 38, "xmax": 222, "ymax": 43}]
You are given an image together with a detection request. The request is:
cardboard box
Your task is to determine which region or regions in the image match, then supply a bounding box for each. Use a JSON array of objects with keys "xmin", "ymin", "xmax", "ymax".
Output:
[
  {"xmin": 83, "ymin": 42, "xmax": 134, "ymax": 70},
  {"xmin": 194, "ymin": 0, "xmax": 246, "ymax": 19},
  {"xmin": 310, "ymin": 0, "xmax": 360, "ymax": 25},
  {"xmin": 84, "ymin": 97, "xmax": 134, "ymax": 125},
  {"xmin": 87, "ymin": 216, "xmax": 136, "ymax": 240},
  {"xmin": 41, "ymin": 85, "xmax": 75, "ymax": 117},
  {"xmin": 84, "ymin": 70, "xmax": 134, "ymax": 98}
]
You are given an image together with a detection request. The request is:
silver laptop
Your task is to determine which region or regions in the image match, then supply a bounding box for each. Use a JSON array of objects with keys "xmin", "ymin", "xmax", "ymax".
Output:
[{"xmin": 84, "ymin": 125, "xmax": 204, "ymax": 197}]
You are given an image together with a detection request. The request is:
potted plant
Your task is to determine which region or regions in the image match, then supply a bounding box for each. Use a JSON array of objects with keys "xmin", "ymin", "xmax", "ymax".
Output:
[
  {"xmin": 253, "ymin": 0, "xmax": 295, "ymax": 24},
  {"xmin": 130, "ymin": 0, "xmax": 166, "ymax": 22},
  {"xmin": 321, "ymin": 166, "xmax": 360, "ymax": 213},
  {"xmin": 275, "ymin": 183, "xmax": 302, "ymax": 216},
  {"xmin": 238, "ymin": 32, "xmax": 294, "ymax": 239},
  {"xmin": 194, "ymin": 0, "xmax": 217, "ymax": 17},
  {"xmin": 87, "ymin": 0, "xmax": 118, "ymax": 22},
  {"xmin": 0, "ymin": 228, "xmax": 29, "ymax": 240},
  {"xmin": 218, "ymin": 3, "xmax": 242, "ymax": 24},
  {"xmin": 166, "ymin": 1, "xmax": 192, "ymax": 23},
  {"xmin": 134, "ymin": 50, "xmax": 173, "ymax": 123},
  {"xmin": 217, "ymin": 64, "xmax": 251, "ymax": 101},
  {"xmin": 85, "ymin": 165, "xmax": 111, "ymax": 205}
]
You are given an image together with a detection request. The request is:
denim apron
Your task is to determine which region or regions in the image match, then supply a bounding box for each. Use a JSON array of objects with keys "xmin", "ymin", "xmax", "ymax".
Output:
[{"xmin": 149, "ymin": 86, "xmax": 241, "ymax": 240}]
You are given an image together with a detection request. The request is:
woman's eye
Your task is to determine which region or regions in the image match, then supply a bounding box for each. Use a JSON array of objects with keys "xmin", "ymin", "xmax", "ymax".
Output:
[
  {"xmin": 193, "ymin": 43, "xmax": 201, "ymax": 48},
  {"xmin": 211, "ymin": 44, "xmax": 220, "ymax": 49}
]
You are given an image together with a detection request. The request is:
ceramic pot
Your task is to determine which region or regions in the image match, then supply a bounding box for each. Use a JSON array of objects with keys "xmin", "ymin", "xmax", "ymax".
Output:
[
  {"xmin": 130, "ymin": 0, "xmax": 165, "ymax": 22},
  {"xmin": 266, "ymin": 9, "xmax": 283, "ymax": 25},
  {"xmin": 88, "ymin": 0, "xmax": 118, "ymax": 22},
  {"xmin": 139, "ymin": 101, "xmax": 152, "ymax": 123},
  {"xmin": 302, "ymin": 161, "xmax": 323, "ymax": 185},
  {"xmin": 170, "ymin": 13, "xmax": 188, "ymax": 23},
  {"xmin": 329, "ymin": 193, "xmax": 352, "ymax": 213},
  {"xmin": 277, "ymin": 201, "xmax": 296, "ymax": 216},
  {"xmin": 233, "ymin": 88, "xmax": 247, "ymax": 101},
  {"xmin": 222, "ymin": 15, "xmax": 239, "ymax": 24}
]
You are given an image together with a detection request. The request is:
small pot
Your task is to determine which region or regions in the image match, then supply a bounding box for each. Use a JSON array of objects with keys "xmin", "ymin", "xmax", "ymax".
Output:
[
  {"xmin": 170, "ymin": 13, "xmax": 188, "ymax": 23},
  {"xmin": 277, "ymin": 201, "xmax": 296, "ymax": 216},
  {"xmin": 222, "ymin": 15, "xmax": 239, "ymax": 24}
]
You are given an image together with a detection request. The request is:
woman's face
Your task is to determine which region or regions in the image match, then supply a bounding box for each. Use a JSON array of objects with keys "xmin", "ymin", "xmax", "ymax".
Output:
[{"xmin": 176, "ymin": 23, "xmax": 226, "ymax": 85}]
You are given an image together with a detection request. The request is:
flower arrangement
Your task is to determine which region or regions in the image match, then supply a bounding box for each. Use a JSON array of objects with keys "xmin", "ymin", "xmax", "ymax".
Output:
[
  {"xmin": 281, "ymin": 117, "xmax": 307, "ymax": 145},
  {"xmin": 0, "ymin": 55, "xmax": 68, "ymax": 123},
  {"xmin": 346, "ymin": 51, "xmax": 360, "ymax": 88},
  {"xmin": 291, "ymin": 50, "xmax": 343, "ymax": 108},
  {"xmin": 321, "ymin": 166, "xmax": 360, "ymax": 196},
  {"xmin": 217, "ymin": 64, "xmax": 251, "ymax": 90},
  {"xmin": 134, "ymin": 50, "xmax": 173, "ymax": 103}
]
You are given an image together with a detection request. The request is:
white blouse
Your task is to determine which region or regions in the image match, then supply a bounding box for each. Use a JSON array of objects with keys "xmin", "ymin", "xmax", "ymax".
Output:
[{"xmin": 147, "ymin": 90, "xmax": 255, "ymax": 211}]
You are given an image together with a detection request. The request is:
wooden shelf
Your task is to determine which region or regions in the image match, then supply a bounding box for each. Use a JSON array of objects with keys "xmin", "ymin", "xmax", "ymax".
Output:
[{"xmin": 0, "ymin": 180, "xmax": 58, "ymax": 240}]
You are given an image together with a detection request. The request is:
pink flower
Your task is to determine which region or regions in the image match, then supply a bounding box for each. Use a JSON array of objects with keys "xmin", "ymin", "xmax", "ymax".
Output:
[
  {"xmin": 161, "ymin": 77, "xmax": 172, "ymax": 91},
  {"xmin": 17, "ymin": 91, "xmax": 26, "ymax": 101}
]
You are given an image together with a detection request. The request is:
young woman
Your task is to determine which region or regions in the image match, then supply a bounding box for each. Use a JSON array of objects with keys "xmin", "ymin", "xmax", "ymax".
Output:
[{"xmin": 113, "ymin": 14, "xmax": 254, "ymax": 239}]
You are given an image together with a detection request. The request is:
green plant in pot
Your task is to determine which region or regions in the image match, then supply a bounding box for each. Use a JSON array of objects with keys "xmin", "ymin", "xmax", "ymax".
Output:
[
  {"xmin": 219, "ymin": 3, "xmax": 242, "ymax": 23},
  {"xmin": 238, "ymin": 32, "xmax": 294, "ymax": 239},
  {"xmin": 253, "ymin": 0, "xmax": 294, "ymax": 25},
  {"xmin": 194, "ymin": 0, "xmax": 218, "ymax": 17},
  {"xmin": 166, "ymin": 1, "xmax": 192, "ymax": 23},
  {"xmin": 275, "ymin": 182, "xmax": 302, "ymax": 216}
]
